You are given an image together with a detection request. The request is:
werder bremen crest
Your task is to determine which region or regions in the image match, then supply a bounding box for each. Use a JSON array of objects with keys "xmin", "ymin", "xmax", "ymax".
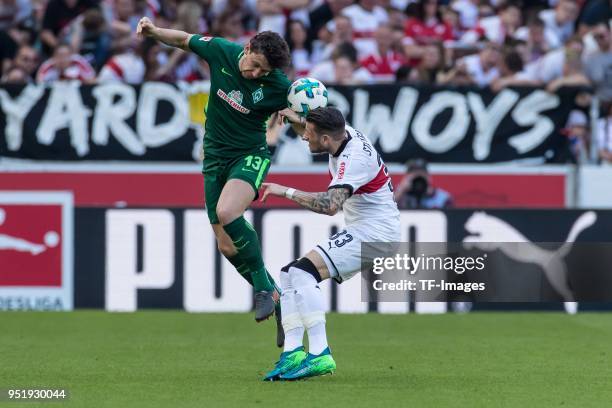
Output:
[
  {"xmin": 252, "ymin": 88, "xmax": 263, "ymax": 104},
  {"xmin": 228, "ymin": 90, "xmax": 243, "ymax": 104}
]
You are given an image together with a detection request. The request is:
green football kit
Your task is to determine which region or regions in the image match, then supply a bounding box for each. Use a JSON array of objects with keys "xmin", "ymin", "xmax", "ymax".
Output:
[
  {"xmin": 189, "ymin": 34, "xmax": 290, "ymax": 222},
  {"xmin": 188, "ymin": 35, "xmax": 290, "ymax": 293}
]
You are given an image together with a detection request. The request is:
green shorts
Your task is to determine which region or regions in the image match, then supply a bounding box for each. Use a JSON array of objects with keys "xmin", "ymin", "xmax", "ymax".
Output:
[{"xmin": 203, "ymin": 152, "xmax": 271, "ymax": 224}]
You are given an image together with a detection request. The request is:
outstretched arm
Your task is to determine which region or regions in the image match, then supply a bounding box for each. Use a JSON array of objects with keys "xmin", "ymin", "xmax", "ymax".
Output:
[
  {"xmin": 260, "ymin": 183, "xmax": 350, "ymax": 216},
  {"xmin": 136, "ymin": 17, "xmax": 192, "ymax": 51},
  {"xmin": 277, "ymin": 107, "xmax": 306, "ymax": 135}
]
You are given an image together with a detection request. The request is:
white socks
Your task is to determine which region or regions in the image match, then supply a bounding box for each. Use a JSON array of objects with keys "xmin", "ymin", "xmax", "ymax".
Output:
[
  {"xmin": 280, "ymin": 269, "xmax": 304, "ymax": 352},
  {"xmin": 304, "ymin": 322, "xmax": 328, "ymax": 355},
  {"xmin": 289, "ymin": 266, "xmax": 329, "ymax": 356}
]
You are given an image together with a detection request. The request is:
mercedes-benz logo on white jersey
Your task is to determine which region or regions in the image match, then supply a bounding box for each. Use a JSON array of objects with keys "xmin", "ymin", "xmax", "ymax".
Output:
[{"xmin": 462, "ymin": 211, "xmax": 598, "ymax": 303}]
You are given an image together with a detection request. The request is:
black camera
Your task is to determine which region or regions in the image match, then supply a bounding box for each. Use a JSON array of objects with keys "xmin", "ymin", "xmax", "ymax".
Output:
[{"xmin": 409, "ymin": 175, "xmax": 428, "ymax": 197}]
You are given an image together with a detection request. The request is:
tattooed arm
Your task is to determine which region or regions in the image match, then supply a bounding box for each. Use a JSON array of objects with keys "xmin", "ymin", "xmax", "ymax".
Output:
[
  {"xmin": 260, "ymin": 183, "xmax": 350, "ymax": 215},
  {"xmin": 291, "ymin": 188, "xmax": 350, "ymax": 215}
]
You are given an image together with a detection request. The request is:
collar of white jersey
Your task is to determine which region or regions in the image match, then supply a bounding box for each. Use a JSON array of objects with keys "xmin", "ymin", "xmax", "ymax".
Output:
[{"xmin": 332, "ymin": 131, "xmax": 352, "ymax": 158}]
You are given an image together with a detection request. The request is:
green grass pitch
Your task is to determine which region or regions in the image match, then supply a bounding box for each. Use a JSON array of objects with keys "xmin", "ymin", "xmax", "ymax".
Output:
[{"xmin": 2, "ymin": 312, "xmax": 612, "ymax": 407}]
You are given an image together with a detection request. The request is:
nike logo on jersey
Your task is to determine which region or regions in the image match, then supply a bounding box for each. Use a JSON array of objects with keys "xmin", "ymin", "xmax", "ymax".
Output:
[{"xmin": 221, "ymin": 67, "xmax": 233, "ymax": 76}]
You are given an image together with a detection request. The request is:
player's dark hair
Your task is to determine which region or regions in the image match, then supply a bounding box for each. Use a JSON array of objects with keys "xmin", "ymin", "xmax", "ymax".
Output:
[
  {"xmin": 249, "ymin": 31, "xmax": 291, "ymax": 69},
  {"xmin": 306, "ymin": 107, "xmax": 345, "ymax": 138}
]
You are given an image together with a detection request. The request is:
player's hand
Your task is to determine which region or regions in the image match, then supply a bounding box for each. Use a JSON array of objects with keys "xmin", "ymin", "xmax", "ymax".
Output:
[
  {"xmin": 277, "ymin": 108, "xmax": 303, "ymax": 126},
  {"xmin": 260, "ymin": 182, "xmax": 288, "ymax": 202},
  {"xmin": 136, "ymin": 17, "xmax": 156, "ymax": 38}
]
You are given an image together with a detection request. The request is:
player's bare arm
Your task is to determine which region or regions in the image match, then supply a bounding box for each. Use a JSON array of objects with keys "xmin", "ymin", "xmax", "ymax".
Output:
[
  {"xmin": 260, "ymin": 183, "xmax": 350, "ymax": 216},
  {"xmin": 277, "ymin": 107, "xmax": 306, "ymax": 135},
  {"xmin": 136, "ymin": 17, "xmax": 192, "ymax": 51},
  {"xmin": 291, "ymin": 188, "xmax": 349, "ymax": 215}
]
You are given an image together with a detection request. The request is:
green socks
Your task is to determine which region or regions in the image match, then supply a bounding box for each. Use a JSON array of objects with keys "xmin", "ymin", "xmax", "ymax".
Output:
[
  {"xmin": 227, "ymin": 254, "xmax": 253, "ymax": 286},
  {"xmin": 227, "ymin": 253, "xmax": 281, "ymax": 295},
  {"xmin": 223, "ymin": 216, "xmax": 274, "ymax": 292}
]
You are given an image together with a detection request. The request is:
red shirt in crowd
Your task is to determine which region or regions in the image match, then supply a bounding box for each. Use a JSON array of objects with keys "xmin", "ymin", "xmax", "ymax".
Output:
[
  {"xmin": 404, "ymin": 18, "xmax": 454, "ymax": 44},
  {"xmin": 360, "ymin": 50, "xmax": 406, "ymax": 82}
]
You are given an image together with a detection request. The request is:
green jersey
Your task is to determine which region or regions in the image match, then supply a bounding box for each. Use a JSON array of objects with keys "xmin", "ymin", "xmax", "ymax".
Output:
[{"xmin": 188, "ymin": 35, "xmax": 291, "ymax": 158}]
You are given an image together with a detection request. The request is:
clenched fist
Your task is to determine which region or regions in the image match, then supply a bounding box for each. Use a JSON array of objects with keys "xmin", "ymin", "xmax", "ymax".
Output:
[{"xmin": 136, "ymin": 17, "xmax": 156, "ymax": 38}]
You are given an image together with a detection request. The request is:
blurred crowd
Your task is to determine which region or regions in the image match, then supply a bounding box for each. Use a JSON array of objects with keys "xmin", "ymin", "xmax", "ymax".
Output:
[
  {"xmin": 0, "ymin": 0, "xmax": 609, "ymax": 87},
  {"xmin": 0, "ymin": 0, "xmax": 610, "ymax": 162}
]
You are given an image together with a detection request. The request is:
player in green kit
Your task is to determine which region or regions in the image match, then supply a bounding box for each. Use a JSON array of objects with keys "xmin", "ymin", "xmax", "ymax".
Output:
[{"xmin": 137, "ymin": 17, "xmax": 292, "ymax": 346}]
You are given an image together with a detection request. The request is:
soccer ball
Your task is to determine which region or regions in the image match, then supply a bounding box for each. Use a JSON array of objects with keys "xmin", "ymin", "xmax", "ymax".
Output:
[{"xmin": 287, "ymin": 77, "xmax": 328, "ymax": 115}]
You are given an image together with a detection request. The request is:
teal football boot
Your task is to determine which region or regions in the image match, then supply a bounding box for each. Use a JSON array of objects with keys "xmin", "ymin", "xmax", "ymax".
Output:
[
  {"xmin": 279, "ymin": 347, "xmax": 336, "ymax": 380},
  {"xmin": 263, "ymin": 347, "xmax": 307, "ymax": 381}
]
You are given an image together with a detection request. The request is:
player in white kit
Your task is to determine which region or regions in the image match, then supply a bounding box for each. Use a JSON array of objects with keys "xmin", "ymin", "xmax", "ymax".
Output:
[{"xmin": 260, "ymin": 107, "xmax": 400, "ymax": 381}]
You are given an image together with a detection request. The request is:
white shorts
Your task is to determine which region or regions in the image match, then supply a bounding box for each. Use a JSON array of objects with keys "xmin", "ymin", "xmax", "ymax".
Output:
[{"xmin": 313, "ymin": 223, "xmax": 400, "ymax": 283}]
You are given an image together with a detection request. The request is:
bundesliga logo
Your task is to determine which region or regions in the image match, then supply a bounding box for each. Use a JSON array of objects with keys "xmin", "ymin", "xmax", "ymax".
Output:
[
  {"xmin": 0, "ymin": 205, "xmax": 62, "ymax": 286},
  {"xmin": 0, "ymin": 192, "xmax": 73, "ymax": 310}
]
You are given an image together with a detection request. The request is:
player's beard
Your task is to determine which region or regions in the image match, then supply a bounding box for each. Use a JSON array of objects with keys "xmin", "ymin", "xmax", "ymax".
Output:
[
  {"xmin": 308, "ymin": 144, "xmax": 327, "ymax": 154},
  {"xmin": 302, "ymin": 135, "xmax": 326, "ymax": 154}
]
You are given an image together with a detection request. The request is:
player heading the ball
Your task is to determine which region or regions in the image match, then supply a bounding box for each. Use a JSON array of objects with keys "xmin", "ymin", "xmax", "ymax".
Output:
[{"xmin": 137, "ymin": 17, "xmax": 291, "ymax": 345}]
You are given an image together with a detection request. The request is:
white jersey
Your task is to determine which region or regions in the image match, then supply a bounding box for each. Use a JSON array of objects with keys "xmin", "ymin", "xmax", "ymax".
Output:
[{"xmin": 327, "ymin": 125, "xmax": 400, "ymax": 238}]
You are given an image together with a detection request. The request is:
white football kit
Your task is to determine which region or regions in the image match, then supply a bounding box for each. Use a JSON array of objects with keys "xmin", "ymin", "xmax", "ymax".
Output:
[{"xmin": 313, "ymin": 125, "xmax": 401, "ymax": 282}]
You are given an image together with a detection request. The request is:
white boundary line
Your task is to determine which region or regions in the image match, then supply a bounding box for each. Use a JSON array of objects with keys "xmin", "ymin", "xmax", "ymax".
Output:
[{"xmin": 0, "ymin": 159, "xmax": 573, "ymax": 176}]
